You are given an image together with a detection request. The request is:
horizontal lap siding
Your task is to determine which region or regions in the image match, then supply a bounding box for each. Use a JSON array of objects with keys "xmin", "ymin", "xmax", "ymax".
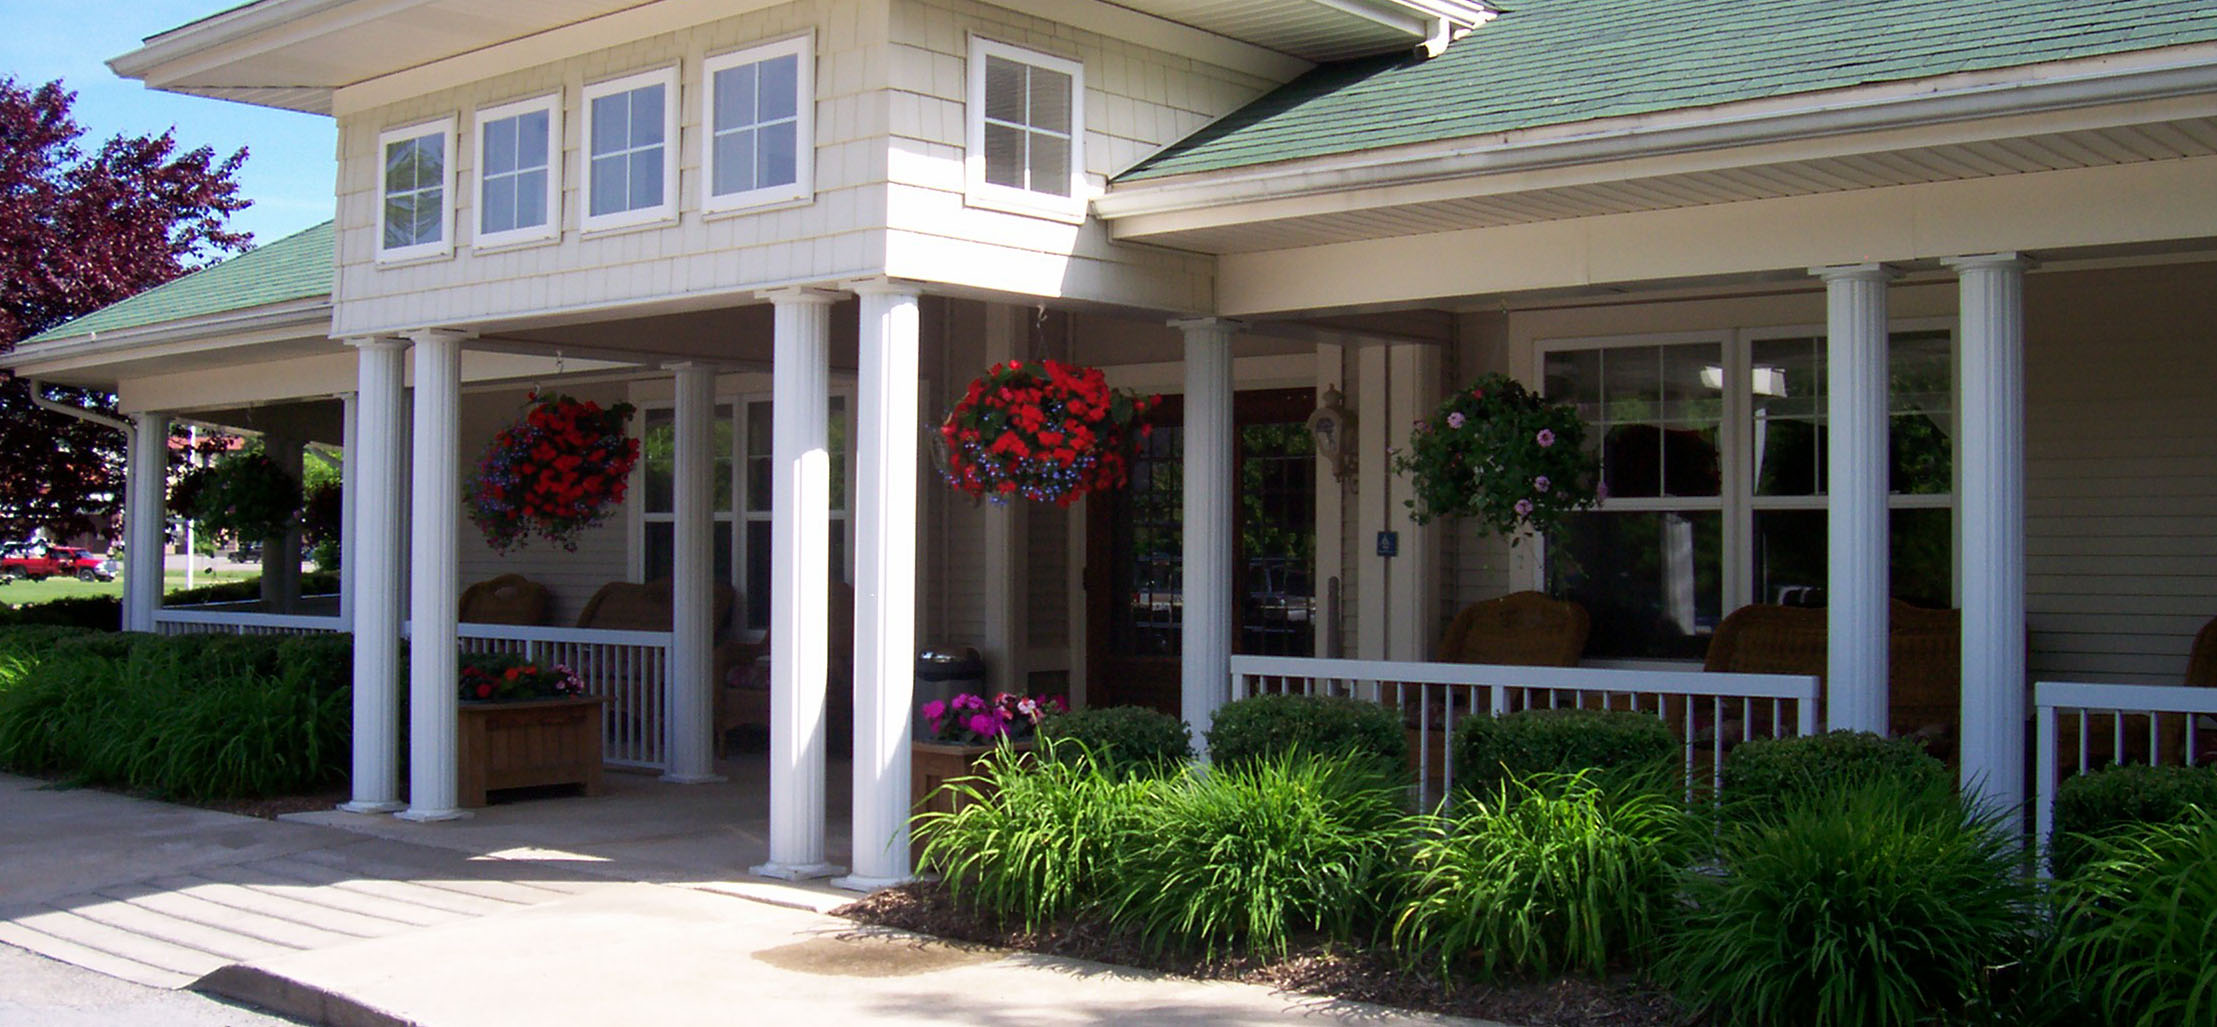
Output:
[{"xmin": 2026, "ymin": 261, "xmax": 2217, "ymax": 685}]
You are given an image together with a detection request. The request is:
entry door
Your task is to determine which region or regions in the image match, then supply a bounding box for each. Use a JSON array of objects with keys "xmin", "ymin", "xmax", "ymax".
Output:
[{"xmin": 1086, "ymin": 388, "xmax": 1318, "ymax": 713}]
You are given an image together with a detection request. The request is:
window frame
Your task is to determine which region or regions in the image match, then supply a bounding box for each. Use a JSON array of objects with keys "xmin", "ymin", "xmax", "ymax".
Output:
[
  {"xmin": 376, "ymin": 116, "xmax": 458, "ymax": 264},
  {"xmin": 580, "ymin": 65, "xmax": 682, "ymax": 234},
  {"xmin": 470, "ymin": 93, "xmax": 563, "ymax": 250},
  {"xmin": 700, "ymin": 34, "xmax": 815, "ymax": 216},
  {"xmin": 964, "ymin": 36, "xmax": 1086, "ymax": 222}
]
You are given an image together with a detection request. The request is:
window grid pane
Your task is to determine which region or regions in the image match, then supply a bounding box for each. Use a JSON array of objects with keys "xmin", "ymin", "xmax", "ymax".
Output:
[
  {"xmin": 382, "ymin": 134, "xmax": 443, "ymax": 249},
  {"xmin": 589, "ymin": 84, "xmax": 667, "ymax": 217},
  {"xmin": 480, "ymin": 110, "xmax": 550, "ymax": 236},
  {"xmin": 981, "ymin": 52, "xmax": 1073, "ymax": 196},
  {"xmin": 711, "ymin": 55, "xmax": 802, "ymax": 199}
]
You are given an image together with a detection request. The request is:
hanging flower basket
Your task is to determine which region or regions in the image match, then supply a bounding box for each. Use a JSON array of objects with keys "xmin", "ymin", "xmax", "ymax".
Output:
[
  {"xmin": 468, "ymin": 392, "xmax": 641, "ymax": 555},
  {"xmin": 939, "ymin": 360, "xmax": 1158, "ymax": 506},
  {"xmin": 168, "ymin": 450, "xmax": 303, "ymax": 543},
  {"xmin": 1390, "ymin": 373, "xmax": 1602, "ymax": 541}
]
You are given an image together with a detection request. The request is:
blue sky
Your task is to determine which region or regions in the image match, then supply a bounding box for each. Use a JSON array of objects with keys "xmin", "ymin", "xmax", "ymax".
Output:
[{"xmin": 1, "ymin": 0, "xmax": 336, "ymax": 247}]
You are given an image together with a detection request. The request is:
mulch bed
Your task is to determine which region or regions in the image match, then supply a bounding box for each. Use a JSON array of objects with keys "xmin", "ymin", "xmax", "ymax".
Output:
[
  {"xmin": 833, "ymin": 881, "xmax": 1689, "ymax": 1027},
  {"xmin": 190, "ymin": 787, "xmax": 349, "ymax": 820}
]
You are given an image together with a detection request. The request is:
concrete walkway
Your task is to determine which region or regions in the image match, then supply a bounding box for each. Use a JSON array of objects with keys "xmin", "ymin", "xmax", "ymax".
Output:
[{"xmin": 0, "ymin": 774, "xmax": 1496, "ymax": 1027}]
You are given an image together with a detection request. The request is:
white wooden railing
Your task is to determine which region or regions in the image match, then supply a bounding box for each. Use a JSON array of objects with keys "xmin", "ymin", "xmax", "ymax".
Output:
[
  {"xmin": 2034, "ymin": 680, "xmax": 2217, "ymax": 862},
  {"xmin": 153, "ymin": 608, "xmax": 348, "ymax": 636},
  {"xmin": 450, "ymin": 623, "xmax": 675, "ymax": 772},
  {"xmin": 1230, "ymin": 655, "xmax": 1823, "ymax": 809}
]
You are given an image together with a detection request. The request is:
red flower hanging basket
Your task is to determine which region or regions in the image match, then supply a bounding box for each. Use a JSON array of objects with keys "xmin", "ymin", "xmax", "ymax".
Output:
[
  {"xmin": 469, "ymin": 393, "xmax": 642, "ymax": 554},
  {"xmin": 939, "ymin": 360, "xmax": 1157, "ymax": 506}
]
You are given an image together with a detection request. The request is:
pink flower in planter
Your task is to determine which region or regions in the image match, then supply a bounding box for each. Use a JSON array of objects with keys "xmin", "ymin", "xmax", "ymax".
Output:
[
  {"xmin": 1535, "ymin": 429, "xmax": 1556, "ymax": 448},
  {"xmin": 922, "ymin": 700, "xmax": 946, "ymax": 722},
  {"xmin": 967, "ymin": 714, "xmax": 1000, "ymax": 737}
]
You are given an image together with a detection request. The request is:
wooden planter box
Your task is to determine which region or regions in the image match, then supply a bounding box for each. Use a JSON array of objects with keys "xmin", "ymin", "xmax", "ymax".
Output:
[
  {"xmin": 911, "ymin": 740, "xmax": 1032, "ymax": 865},
  {"xmin": 458, "ymin": 695, "xmax": 608, "ymax": 808}
]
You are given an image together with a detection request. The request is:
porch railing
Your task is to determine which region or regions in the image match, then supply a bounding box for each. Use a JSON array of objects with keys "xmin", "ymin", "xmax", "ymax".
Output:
[
  {"xmin": 152, "ymin": 608, "xmax": 348, "ymax": 637},
  {"xmin": 2034, "ymin": 680, "xmax": 2217, "ymax": 864},
  {"xmin": 1229, "ymin": 655, "xmax": 1822, "ymax": 809},
  {"xmin": 451, "ymin": 623, "xmax": 675, "ymax": 772}
]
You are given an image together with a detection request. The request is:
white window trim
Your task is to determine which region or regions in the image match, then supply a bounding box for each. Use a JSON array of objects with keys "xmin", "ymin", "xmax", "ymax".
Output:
[
  {"xmin": 700, "ymin": 33, "xmax": 815, "ymax": 216},
  {"xmin": 471, "ymin": 93, "xmax": 563, "ymax": 250},
  {"xmin": 581, "ymin": 65, "xmax": 681, "ymax": 234},
  {"xmin": 376, "ymin": 116, "xmax": 457, "ymax": 264},
  {"xmin": 964, "ymin": 36, "xmax": 1087, "ymax": 223}
]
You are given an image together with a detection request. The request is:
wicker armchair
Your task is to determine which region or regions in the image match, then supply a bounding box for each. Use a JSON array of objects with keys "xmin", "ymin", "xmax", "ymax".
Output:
[
  {"xmin": 714, "ymin": 581, "xmax": 855, "ymax": 756},
  {"xmin": 1435, "ymin": 591, "xmax": 1591, "ymax": 667},
  {"xmin": 458, "ymin": 573, "xmax": 552, "ymax": 626},
  {"xmin": 2190, "ymin": 616, "xmax": 2217, "ymax": 689},
  {"xmin": 1703, "ymin": 599, "xmax": 1961, "ymax": 749}
]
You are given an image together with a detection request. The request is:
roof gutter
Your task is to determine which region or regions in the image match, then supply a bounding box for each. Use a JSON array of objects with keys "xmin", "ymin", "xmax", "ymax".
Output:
[
  {"xmin": 23, "ymin": 380, "xmax": 131, "ymax": 434},
  {"xmin": 1096, "ymin": 44, "xmax": 2217, "ymax": 222}
]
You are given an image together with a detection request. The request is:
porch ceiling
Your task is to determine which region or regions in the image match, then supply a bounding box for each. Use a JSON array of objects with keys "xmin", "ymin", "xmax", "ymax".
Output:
[{"xmin": 1105, "ymin": 114, "xmax": 2217, "ymax": 254}]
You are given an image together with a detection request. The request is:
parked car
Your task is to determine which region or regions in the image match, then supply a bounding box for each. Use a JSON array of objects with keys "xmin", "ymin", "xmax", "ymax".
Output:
[
  {"xmin": 0, "ymin": 543, "xmax": 115, "ymax": 583},
  {"xmin": 53, "ymin": 547, "xmax": 117, "ymax": 582}
]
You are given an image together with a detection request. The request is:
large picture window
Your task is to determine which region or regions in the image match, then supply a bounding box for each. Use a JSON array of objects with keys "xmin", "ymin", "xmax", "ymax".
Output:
[
  {"xmin": 966, "ymin": 38, "xmax": 1083, "ymax": 219},
  {"xmin": 1541, "ymin": 327, "xmax": 1956, "ymax": 660},
  {"xmin": 702, "ymin": 36, "xmax": 812, "ymax": 213},
  {"xmin": 582, "ymin": 67, "xmax": 679, "ymax": 231},
  {"xmin": 474, "ymin": 94, "xmax": 559, "ymax": 248},
  {"xmin": 378, "ymin": 117, "xmax": 455, "ymax": 262}
]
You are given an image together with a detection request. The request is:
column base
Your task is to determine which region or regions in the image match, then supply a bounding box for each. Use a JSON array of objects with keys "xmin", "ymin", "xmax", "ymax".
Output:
[
  {"xmin": 394, "ymin": 807, "xmax": 472, "ymax": 823},
  {"xmin": 336, "ymin": 799, "xmax": 405, "ymax": 815},
  {"xmin": 750, "ymin": 861, "xmax": 845, "ymax": 882},
  {"xmin": 829, "ymin": 873, "xmax": 913, "ymax": 893},
  {"xmin": 660, "ymin": 771, "xmax": 728, "ymax": 785}
]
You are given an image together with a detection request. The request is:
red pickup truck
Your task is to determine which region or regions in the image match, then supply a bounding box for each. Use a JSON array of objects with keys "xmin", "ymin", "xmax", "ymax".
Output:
[{"xmin": 0, "ymin": 543, "xmax": 116, "ymax": 584}]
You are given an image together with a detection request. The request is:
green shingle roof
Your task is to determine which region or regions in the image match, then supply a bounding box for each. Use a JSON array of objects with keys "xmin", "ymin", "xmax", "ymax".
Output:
[
  {"xmin": 1122, "ymin": 0, "xmax": 2217, "ymax": 181},
  {"xmin": 25, "ymin": 220, "xmax": 333, "ymax": 344}
]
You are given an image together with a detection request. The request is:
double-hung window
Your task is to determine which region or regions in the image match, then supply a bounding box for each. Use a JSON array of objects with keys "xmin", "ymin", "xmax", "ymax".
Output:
[
  {"xmin": 1540, "ymin": 326, "xmax": 1957, "ymax": 661},
  {"xmin": 702, "ymin": 36, "xmax": 813, "ymax": 213},
  {"xmin": 473, "ymin": 95, "xmax": 560, "ymax": 248},
  {"xmin": 378, "ymin": 117, "xmax": 455, "ymax": 262},
  {"xmin": 966, "ymin": 38, "xmax": 1084, "ymax": 219},
  {"xmin": 582, "ymin": 67, "xmax": 679, "ymax": 231}
]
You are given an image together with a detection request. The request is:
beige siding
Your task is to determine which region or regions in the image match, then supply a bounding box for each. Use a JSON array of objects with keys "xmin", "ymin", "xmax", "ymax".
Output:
[{"xmin": 928, "ymin": 297, "xmax": 989, "ymax": 647}]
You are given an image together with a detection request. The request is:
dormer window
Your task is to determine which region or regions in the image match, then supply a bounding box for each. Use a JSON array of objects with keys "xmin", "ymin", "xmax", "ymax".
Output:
[
  {"xmin": 378, "ymin": 117, "xmax": 455, "ymax": 262},
  {"xmin": 582, "ymin": 67, "xmax": 679, "ymax": 232},
  {"xmin": 966, "ymin": 38, "xmax": 1085, "ymax": 220},
  {"xmin": 702, "ymin": 35, "xmax": 813, "ymax": 213},
  {"xmin": 473, "ymin": 94, "xmax": 560, "ymax": 248}
]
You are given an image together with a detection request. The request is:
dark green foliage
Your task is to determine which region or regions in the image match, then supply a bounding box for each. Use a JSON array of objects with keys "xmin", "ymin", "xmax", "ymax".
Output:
[
  {"xmin": 1203, "ymin": 692, "xmax": 1406, "ymax": 777},
  {"xmin": 1109, "ymin": 752, "xmax": 1407, "ymax": 958},
  {"xmin": 2053, "ymin": 807, "xmax": 2217, "ymax": 1027},
  {"xmin": 1035, "ymin": 705, "xmax": 1191, "ymax": 777},
  {"xmin": 2050, "ymin": 763, "xmax": 2217, "ymax": 879},
  {"xmin": 0, "ymin": 595, "xmax": 121, "ymax": 630},
  {"xmin": 1719, "ymin": 730, "xmax": 1949, "ymax": 818},
  {"xmin": 169, "ymin": 450, "xmax": 303, "ymax": 543},
  {"xmin": 913, "ymin": 738, "xmax": 1152, "ymax": 930},
  {"xmin": 1659, "ymin": 778, "xmax": 2035, "ymax": 1027},
  {"xmin": 0, "ymin": 629, "xmax": 352, "ymax": 799},
  {"xmin": 1451, "ymin": 707, "xmax": 1677, "ymax": 795},
  {"xmin": 1393, "ymin": 770, "xmax": 1697, "ymax": 981}
]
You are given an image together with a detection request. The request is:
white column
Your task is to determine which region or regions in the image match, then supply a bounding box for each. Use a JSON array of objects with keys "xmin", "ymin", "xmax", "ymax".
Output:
[
  {"xmin": 1177, "ymin": 318, "xmax": 1238, "ymax": 752},
  {"xmin": 123, "ymin": 411, "xmax": 169, "ymax": 633},
  {"xmin": 1817, "ymin": 264, "xmax": 1895, "ymax": 734},
  {"xmin": 399, "ymin": 328, "xmax": 469, "ymax": 823},
  {"xmin": 837, "ymin": 281, "xmax": 923, "ymax": 890},
  {"xmin": 261, "ymin": 433, "xmax": 305, "ymax": 613},
  {"xmin": 664, "ymin": 362, "xmax": 724, "ymax": 784},
  {"xmin": 1385, "ymin": 343, "xmax": 1442, "ymax": 661},
  {"xmin": 337, "ymin": 392, "xmax": 358, "ymax": 628},
  {"xmin": 340, "ymin": 339, "xmax": 408, "ymax": 814},
  {"xmin": 753, "ymin": 288, "xmax": 843, "ymax": 880},
  {"xmin": 980, "ymin": 305, "xmax": 1028, "ymax": 692},
  {"xmin": 1948, "ymin": 254, "xmax": 2030, "ymax": 812}
]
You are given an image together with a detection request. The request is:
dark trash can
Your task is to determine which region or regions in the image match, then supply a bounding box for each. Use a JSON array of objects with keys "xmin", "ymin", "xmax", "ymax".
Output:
[{"xmin": 915, "ymin": 646, "xmax": 987, "ymax": 732}]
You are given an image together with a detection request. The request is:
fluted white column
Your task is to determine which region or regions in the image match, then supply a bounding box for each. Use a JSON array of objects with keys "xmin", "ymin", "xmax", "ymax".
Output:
[
  {"xmin": 340, "ymin": 338, "xmax": 408, "ymax": 814},
  {"xmin": 753, "ymin": 288, "xmax": 843, "ymax": 880},
  {"xmin": 664, "ymin": 362, "xmax": 724, "ymax": 784},
  {"xmin": 123, "ymin": 411, "xmax": 169, "ymax": 633},
  {"xmin": 837, "ymin": 282, "xmax": 923, "ymax": 891},
  {"xmin": 1948, "ymin": 253, "xmax": 2030, "ymax": 813},
  {"xmin": 1177, "ymin": 318, "xmax": 1238, "ymax": 753},
  {"xmin": 337, "ymin": 391, "xmax": 358, "ymax": 628},
  {"xmin": 1817, "ymin": 265, "xmax": 1895, "ymax": 734},
  {"xmin": 399, "ymin": 328, "xmax": 469, "ymax": 823}
]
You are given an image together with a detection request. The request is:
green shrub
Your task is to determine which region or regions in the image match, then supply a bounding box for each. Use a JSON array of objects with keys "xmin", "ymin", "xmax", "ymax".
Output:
[
  {"xmin": 1659, "ymin": 778, "xmax": 2035, "ymax": 1027},
  {"xmin": 1451, "ymin": 707, "xmax": 1677, "ymax": 795},
  {"xmin": 2054, "ymin": 807, "xmax": 2217, "ymax": 1027},
  {"xmin": 1036, "ymin": 705, "xmax": 1191, "ymax": 777},
  {"xmin": 1109, "ymin": 752, "xmax": 1407, "ymax": 957},
  {"xmin": 1204, "ymin": 693, "xmax": 1406, "ymax": 777},
  {"xmin": 162, "ymin": 570, "xmax": 342, "ymax": 608},
  {"xmin": 1393, "ymin": 770, "xmax": 1697, "ymax": 980},
  {"xmin": 0, "ymin": 595, "xmax": 123, "ymax": 631},
  {"xmin": 914, "ymin": 738, "xmax": 1151, "ymax": 929},
  {"xmin": 2050, "ymin": 764, "xmax": 2217, "ymax": 879},
  {"xmin": 1720, "ymin": 730, "xmax": 1949, "ymax": 820}
]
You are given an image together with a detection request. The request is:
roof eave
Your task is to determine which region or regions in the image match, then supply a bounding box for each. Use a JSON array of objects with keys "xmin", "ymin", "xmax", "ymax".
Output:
[{"xmin": 7, "ymin": 297, "xmax": 335, "ymax": 377}]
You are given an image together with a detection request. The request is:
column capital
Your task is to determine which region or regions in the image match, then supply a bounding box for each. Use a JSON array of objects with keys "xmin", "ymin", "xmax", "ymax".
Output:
[
  {"xmin": 759, "ymin": 285, "xmax": 845, "ymax": 307},
  {"xmin": 1170, "ymin": 316, "xmax": 1244, "ymax": 336},
  {"xmin": 1941, "ymin": 252, "xmax": 2035, "ymax": 274},
  {"xmin": 344, "ymin": 336, "xmax": 411, "ymax": 352},
  {"xmin": 401, "ymin": 327, "xmax": 474, "ymax": 346},
  {"xmin": 842, "ymin": 276, "xmax": 925, "ymax": 298},
  {"xmin": 1809, "ymin": 263, "xmax": 1902, "ymax": 283}
]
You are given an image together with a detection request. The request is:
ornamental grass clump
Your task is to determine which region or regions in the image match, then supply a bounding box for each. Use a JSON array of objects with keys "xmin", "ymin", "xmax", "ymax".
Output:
[
  {"xmin": 1394, "ymin": 770, "xmax": 1697, "ymax": 981},
  {"xmin": 1108, "ymin": 752, "xmax": 1407, "ymax": 958},
  {"xmin": 1659, "ymin": 777, "xmax": 2035, "ymax": 1027},
  {"xmin": 2053, "ymin": 807, "xmax": 2217, "ymax": 1027},
  {"xmin": 912, "ymin": 737, "xmax": 1150, "ymax": 930}
]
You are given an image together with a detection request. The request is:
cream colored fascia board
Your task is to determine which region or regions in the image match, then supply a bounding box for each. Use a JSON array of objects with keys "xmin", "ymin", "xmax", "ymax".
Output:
[
  {"xmin": 334, "ymin": 0, "xmax": 1309, "ymax": 118},
  {"xmin": 2, "ymin": 300, "xmax": 335, "ymax": 377},
  {"xmin": 113, "ymin": 0, "xmax": 421, "ymax": 87}
]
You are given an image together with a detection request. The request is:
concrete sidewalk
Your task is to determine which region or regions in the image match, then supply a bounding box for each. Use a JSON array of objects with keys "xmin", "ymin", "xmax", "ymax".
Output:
[{"xmin": 1, "ymin": 775, "xmax": 1496, "ymax": 1027}]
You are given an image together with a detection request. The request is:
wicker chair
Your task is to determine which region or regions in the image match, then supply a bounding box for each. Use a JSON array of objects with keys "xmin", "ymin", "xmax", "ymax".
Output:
[
  {"xmin": 458, "ymin": 573, "xmax": 552, "ymax": 626},
  {"xmin": 2190, "ymin": 616, "xmax": 2217, "ymax": 689},
  {"xmin": 1435, "ymin": 591, "xmax": 1591, "ymax": 667},
  {"xmin": 572, "ymin": 578, "xmax": 743, "ymax": 757},
  {"xmin": 1703, "ymin": 599, "xmax": 1961, "ymax": 750},
  {"xmin": 714, "ymin": 581, "xmax": 855, "ymax": 756}
]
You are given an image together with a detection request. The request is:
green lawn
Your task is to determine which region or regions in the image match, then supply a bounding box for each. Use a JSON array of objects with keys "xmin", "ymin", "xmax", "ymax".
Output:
[{"xmin": 0, "ymin": 570, "xmax": 258, "ymax": 606}]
